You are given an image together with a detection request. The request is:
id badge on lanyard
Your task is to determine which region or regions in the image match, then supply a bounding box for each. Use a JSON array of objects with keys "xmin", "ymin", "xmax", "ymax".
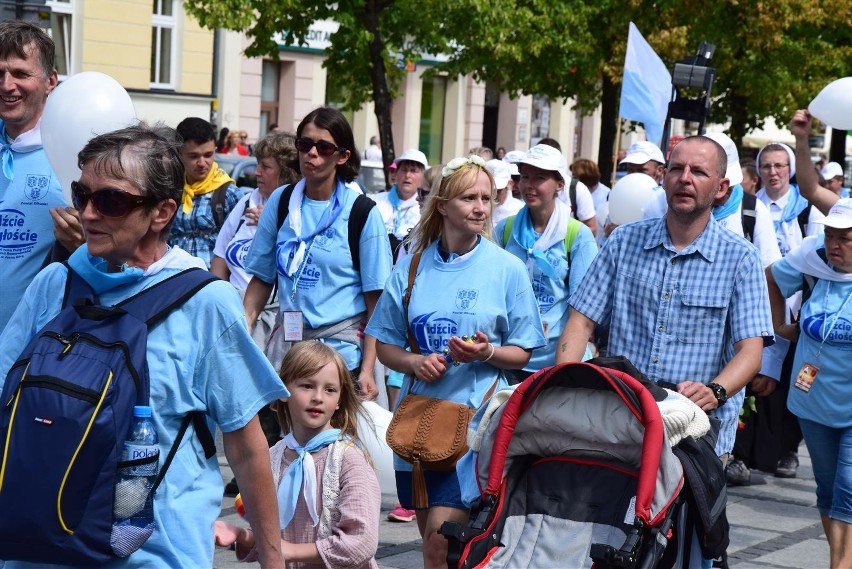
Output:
[{"xmin": 795, "ymin": 281, "xmax": 852, "ymax": 394}]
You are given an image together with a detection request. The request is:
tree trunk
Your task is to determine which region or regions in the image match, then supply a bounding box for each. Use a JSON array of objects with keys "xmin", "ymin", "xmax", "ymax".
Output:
[
  {"xmin": 728, "ymin": 94, "xmax": 749, "ymax": 153},
  {"xmin": 598, "ymin": 75, "xmax": 618, "ymax": 187},
  {"xmin": 363, "ymin": 0, "xmax": 395, "ymax": 189}
]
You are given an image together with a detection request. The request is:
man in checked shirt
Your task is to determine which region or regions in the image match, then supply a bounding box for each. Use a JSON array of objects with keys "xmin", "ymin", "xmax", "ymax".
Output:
[{"xmin": 557, "ymin": 135, "xmax": 774, "ymax": 462}]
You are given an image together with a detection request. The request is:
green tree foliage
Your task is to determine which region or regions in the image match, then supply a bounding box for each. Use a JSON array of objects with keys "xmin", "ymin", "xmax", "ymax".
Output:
[{"xmin": 186, "ymin": 0, "xmax": 850, "ymax": 182}]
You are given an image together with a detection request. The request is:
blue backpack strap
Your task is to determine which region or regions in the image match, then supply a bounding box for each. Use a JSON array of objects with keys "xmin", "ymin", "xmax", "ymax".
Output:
[
  {"xmin": 116, "ymin": 267, "xmax": 219, "ymax": 326},
  {"xmin": 62, "ymin": 264, "xmax": 98, "ymax": 310},
  {"xmin": 117, "ymin": 268, "xmax": 219, "ymax": 463}
]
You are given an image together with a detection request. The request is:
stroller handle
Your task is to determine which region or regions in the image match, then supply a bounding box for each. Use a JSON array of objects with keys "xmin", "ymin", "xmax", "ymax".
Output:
[{"xmin": 483, "ymin": 361, "xmax": 666, "ymax": 526}]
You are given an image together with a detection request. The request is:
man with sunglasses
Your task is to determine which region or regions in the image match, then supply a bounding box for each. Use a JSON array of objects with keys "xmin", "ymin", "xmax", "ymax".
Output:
[
  {"xmin": 369, "ymin": 148, "xmax": 428, "ymax": 256},
  {"xmin": 0, "ymin": 124, "xmax": 287, "ymax": 569},
  {"xmin": 0, "ymin": 21, "xmax": 65, "ymax": 332},
  {"xmin": 168, "ymin": 117, "xmax": 241, "ymax": 268}
]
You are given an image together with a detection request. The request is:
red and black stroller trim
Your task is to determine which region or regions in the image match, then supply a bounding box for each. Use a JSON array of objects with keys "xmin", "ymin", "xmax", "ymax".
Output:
[{"xmin": 441, "ymin": 359, "xmax": 716, "ymax": 569}]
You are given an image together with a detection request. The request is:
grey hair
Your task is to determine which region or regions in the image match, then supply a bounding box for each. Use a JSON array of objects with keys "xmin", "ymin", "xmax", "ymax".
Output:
[{"xmin": 77, "ymin": 123, "xmax": 185, "ymax": 235}]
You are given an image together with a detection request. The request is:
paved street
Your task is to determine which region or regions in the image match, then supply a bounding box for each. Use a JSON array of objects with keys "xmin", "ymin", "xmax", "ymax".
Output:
[{"xmin": 215, "ymin": 442, "xmax": 828, "ymax": 568}]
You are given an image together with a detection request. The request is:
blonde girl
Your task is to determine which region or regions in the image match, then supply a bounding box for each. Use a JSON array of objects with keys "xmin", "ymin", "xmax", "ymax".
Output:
[{"xmin": 215, "ymin": 341, "xmax": 380, "ymax": 568}]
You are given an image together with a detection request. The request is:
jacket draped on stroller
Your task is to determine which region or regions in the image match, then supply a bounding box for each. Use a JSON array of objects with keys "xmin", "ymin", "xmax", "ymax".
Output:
[{"xmin": 443, "ymin": 359, "xmax": 723, "ymax": 569}]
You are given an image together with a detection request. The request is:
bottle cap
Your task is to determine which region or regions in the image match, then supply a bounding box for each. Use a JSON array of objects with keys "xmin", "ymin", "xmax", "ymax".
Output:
[{"xmin": 133, "ymin": 405, "xmax": 153, "ymax": 418}]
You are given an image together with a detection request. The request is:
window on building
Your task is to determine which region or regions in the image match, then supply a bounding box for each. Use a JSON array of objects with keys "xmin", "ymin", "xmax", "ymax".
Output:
[
  {"xmin": 420, "ymin": 76, "xmax": 447, "ymax": 165},
  {"xmin": 150, "ymin": 0, "xmax": 176, "ymax": 88},
  {"xmin": 46, "ymin": 0, "xmax": 74, "ymax": 77},
  {"xmin": 260, "ymin": 60, "xmax": 280, "ymax": 136}
]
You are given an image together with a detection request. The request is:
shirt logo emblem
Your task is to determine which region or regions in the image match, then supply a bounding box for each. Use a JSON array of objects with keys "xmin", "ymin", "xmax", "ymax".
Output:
[{"xmin": 24, "ymin": 175, "xmax": 50, "ymax": 200}]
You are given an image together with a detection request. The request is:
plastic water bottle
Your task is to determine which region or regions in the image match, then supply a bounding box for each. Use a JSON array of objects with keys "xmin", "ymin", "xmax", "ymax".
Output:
[{"xmin": 111, "ymin": 405, "xmax": 159, "ymax": 556}]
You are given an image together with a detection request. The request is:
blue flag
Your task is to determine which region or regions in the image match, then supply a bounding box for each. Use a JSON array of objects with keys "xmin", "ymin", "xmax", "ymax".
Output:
[{"xmin": 619, "ymin": 23, "xmax": 672, "ymax": 146}]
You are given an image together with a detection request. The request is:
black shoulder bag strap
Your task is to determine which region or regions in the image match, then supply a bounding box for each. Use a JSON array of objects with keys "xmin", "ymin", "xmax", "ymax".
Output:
[
  {"xmin": 740, "ymin": 191, "xmax": 757, "ymax": 244},
  {"xmin": 569, "ymin": 177, "xmax": 579, "ymax": 220},
  {"xmin": 211, "ymin": 182, "xmax": 232, "ymax": 228}
]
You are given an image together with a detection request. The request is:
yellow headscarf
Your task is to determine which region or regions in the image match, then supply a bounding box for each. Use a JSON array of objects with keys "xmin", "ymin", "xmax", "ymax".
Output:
[{"xmin": 181, "ymin": 162, "xmax": 234, "ymax": 214}]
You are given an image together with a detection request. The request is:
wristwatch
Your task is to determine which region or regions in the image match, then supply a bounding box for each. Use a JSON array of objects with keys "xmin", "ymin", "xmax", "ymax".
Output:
[{"xmin": 707, "ymin": 382, "xmax": 728, "ymax": 407}]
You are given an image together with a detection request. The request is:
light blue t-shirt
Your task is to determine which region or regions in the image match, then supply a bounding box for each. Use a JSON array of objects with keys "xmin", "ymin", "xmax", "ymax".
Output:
[
  {"xmin": 772, "ymin": 255, "xmax": 852, "ymax": 428},
  {"xmin": 0, "ymin": 120, "xmax": 65, "ymax": 331},
  {"xmin": 0, "ymin": 252, "xmax": 288, "ymax": 569},
  {"xmin": 365, "ymin": 238, "xmax": 546, "ymax": 471},
  {"xmin": 495, "ymin": 214, "xmax": 598, "ymax": 371},
  {"xmin": 245, "ymin": 181, "xmax": 392, "ymax": 369}
]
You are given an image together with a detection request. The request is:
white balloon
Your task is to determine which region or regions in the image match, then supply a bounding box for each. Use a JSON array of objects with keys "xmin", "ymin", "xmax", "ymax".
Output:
[
  {"xmin": 357, "ymin": 401, "xmax": 396, "ymax": 496},
  {"xmin": 41, "ymin": 72, "xmax": 137, "ymax": 203},
  {"xmin": 608, "ymin": 173, "xmax": 661, "ymax": 225},
  {"xmin": 809, "ymin": 77, "xmax": 852, "ymax": 131}
]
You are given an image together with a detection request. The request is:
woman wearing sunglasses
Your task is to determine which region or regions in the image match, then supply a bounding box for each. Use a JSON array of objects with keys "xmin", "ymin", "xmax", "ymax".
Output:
[
  {"xmin": 365, "ymin": 155, "xmax": 544, "ymax": 569},
  {"xmin": 243, "ymin": 107, "xmax": 392, "ymax": 400},
  {"xmin": 0, "ymin": 124, "xmax": 288, "ymax": 567}
]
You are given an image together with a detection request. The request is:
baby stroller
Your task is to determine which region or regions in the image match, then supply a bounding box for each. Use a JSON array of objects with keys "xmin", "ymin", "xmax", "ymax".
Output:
[{"xmin": 441, "ymin": 358, "xmax": 727, "ymax": 569}]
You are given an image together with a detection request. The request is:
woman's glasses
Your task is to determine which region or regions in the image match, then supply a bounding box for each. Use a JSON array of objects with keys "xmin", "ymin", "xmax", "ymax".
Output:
[
  {"xmin": 71, "ymin": 181, "xmax": 155, "ymax": 217},
  {"xmin": 295, "ymin": 137, "xmax": 346, "ymax": 156},
  {"xmin": 417, "ymin": 187, "xmax": 430, "ymax": 200}
]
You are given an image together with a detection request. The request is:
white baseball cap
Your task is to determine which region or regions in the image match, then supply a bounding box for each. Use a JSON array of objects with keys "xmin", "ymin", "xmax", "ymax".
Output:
[
  {"xmin": 394, "ymin": 148, "xmax": 429, "ymax": 169},
  {"xmin": 620, "ymin": 141, "xmax": 665, "ymax": 166},
  {"xmin": 702, "ymin": 132, "xmax": 744, "ymax": 186},
  {"xmin": 518, "ymin": 144, "xmax": 568, "ymax": 182},
  {"xmin": 503, "ymin": 150, "xmax": 526, "ymax": 164},
  {"xmin": 822, "ymin": 161, "xmax": 844, "ymax": 180},
  {"xmin": 822, "ymin": 198, "xmax": 852, "ymax": 229},
  {"xmin": 486, "ymin": 159, "xmax": 511, "ymax": 189}
]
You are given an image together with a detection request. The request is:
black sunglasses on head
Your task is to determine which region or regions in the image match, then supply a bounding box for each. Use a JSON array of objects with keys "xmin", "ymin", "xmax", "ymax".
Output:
[
  {"xmin": 295, "ymin": 137, "xmax": 347, "ymax": 157},
  {"xmin": 71, "ymin": 181, "xmax": 155, "ymax": 217}
]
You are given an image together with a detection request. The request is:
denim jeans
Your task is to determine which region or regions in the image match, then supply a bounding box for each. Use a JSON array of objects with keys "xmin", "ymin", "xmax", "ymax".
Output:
[{"xmin": 799, "ymin": 417, "xmax": 852, "ymax": 523}]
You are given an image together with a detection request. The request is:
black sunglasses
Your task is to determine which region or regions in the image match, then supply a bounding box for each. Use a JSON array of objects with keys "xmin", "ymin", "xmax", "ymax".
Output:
[
  {"xmin": 417, "ymin": 187, "xmax": 430, "ymax": 200},
  {"xmin": 71, "ymin": 181, "xmax": 155, "ymax": 217},
  {"xmin": 295, "ymin": 137, "xmax": 346, "ymax": 157}
]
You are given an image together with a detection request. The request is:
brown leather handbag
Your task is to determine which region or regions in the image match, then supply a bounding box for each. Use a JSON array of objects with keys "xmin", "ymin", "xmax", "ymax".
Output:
[{"xmin": 385, "ymin": 253, "xmax": 496, "ymax": 508}]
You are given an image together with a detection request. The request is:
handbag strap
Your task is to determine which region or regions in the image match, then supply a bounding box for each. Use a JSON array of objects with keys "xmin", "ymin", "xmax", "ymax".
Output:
[
  {"xmin": 404, "ymin": 252, "xmax": 422, "ymax": 355},
  {"xmin": 402, "ymin": 250, "xmax": 499, "ymax": 404}
]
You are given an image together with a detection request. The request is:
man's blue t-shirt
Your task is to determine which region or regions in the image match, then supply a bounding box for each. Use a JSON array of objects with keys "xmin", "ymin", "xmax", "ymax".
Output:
[{"xmin": 0, "ymin": 119, "xmax": 65, "ymax": 331}]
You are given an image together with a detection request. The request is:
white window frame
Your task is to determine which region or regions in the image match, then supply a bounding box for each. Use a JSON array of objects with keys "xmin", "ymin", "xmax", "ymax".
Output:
[
  {"xmin": 45, "ymin": 0, "xmax": 75, "ymax": 79},
  {"xmin": 150, "ymin": 0, "xmax": 178, "ymax": 89}
]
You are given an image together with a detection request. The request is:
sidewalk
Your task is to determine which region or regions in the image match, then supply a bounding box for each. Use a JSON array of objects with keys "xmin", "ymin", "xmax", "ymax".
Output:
[{"xmin": 215, "ymin": 442, "xmax": 828, "ymax": 568}]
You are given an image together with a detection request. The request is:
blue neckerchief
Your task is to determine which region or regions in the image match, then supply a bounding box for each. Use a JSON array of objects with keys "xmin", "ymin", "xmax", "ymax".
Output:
[
  {"xmin": 277, "ymin": 428, "xmax": 342, "ymax": 529},
  {"xmin": 68, "ymin": 244, "xmax": 145, "ymax": 295},
  {"xmin": 387, "ymin": 185, "xmax": 404, "ymax": 234},
  {"xmin": 511, "ymin": 207, "xmax": 559, "ymax": 279},
  {"xmin": 773, "ymin": 184, "xmax": 809, "ymax": 232},
  {"xmin": 276, "ymin": 178, "xmax": 346, "ymax": 278},
  {"xmin": 713, "ymin": 184, "xmax": 744, "ymax": 221},
  {"xmin": 0, "ymin": 136, "xmax": 12, "ymax": 181},
  {"xmin": 387, "ymin": 185, "xmax": 400, "ymax": 209}
]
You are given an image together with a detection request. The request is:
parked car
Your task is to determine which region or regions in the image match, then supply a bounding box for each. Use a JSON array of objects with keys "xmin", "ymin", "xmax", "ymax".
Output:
[
  {"xmin": 357, "ymin": 159, "xmax": 389, "ymax": 194},
  {"xmin": 216, "ymin": 154, "xmax": 257, "ymax": 192}
]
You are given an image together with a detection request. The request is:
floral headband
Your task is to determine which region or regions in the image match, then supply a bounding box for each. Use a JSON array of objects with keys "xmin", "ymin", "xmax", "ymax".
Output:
[{"xmin": 441, "ymin": 154, "xmax": 488, "ymax": 178}]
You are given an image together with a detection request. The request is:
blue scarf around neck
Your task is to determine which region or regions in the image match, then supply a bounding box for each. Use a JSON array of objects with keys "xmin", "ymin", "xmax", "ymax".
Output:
[
  {"xmin": 277, "ymin": 428, "xmax": 343, "ymax": 529},
  {"xmin": 510, "ymin": 207, "xmax": 559, "ymax": 279},
  {"xmin": 773, "ymin": 184, "xmax": 809, "ymax": 232},
  {"xmin": 713, "ymin": 184, "xmax": 744, "ymax": 221}
]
